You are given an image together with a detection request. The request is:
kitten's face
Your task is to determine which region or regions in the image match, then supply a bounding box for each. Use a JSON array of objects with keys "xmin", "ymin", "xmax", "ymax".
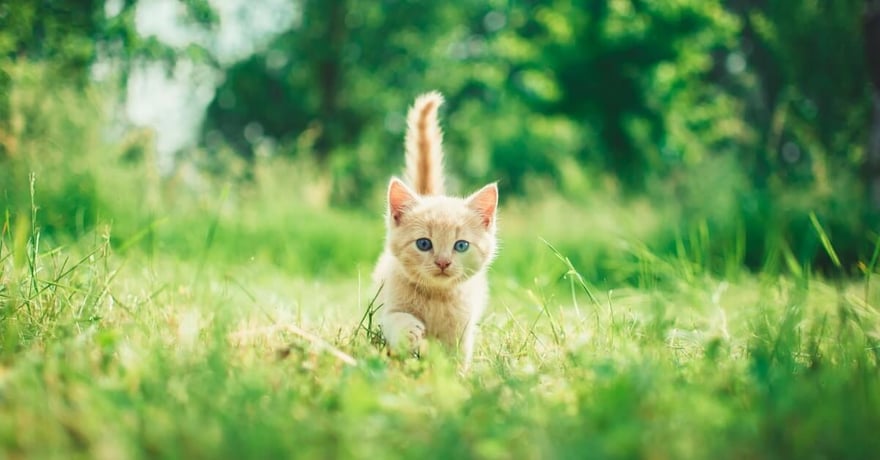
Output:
[{"xmin": 386, "ymin": 179, "xmax": 497, "ymax": 287}]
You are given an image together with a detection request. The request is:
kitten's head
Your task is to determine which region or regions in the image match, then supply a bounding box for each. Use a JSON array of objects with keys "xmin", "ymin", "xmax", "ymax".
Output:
[{"xmin": 385, "ymin": 178, "xmax": 498, "ymax": 287}]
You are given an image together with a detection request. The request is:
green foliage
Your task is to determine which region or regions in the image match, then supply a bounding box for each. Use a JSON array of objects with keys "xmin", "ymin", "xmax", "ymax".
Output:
[
  {"xmin": 0, "ymin": 0, "xmax": 104, "ymax": 79},
  {"xmin": 204, "ymin": 0, "xmax": 745, "ymax": 193},
  {"xmin": 193, "ymin": 0, "xmax": 877, "ymax": 270},
  {"xmin": 0, "ymin": 62, "xmax": 107, "ymax": 239},
  {"xmin": 1, "ymin": 1, "xmax": 875, "ymax": 271},
  {"xmin": 0, "ymin": 62, "xmax": 380, "ymax": 278},
  {"xmin": 721, "ymin": 0, "xmax": 873, "ymax": 272},
  {"xmin": 0, "ymin": 0, "xmax": 217, "ymax": 159}
]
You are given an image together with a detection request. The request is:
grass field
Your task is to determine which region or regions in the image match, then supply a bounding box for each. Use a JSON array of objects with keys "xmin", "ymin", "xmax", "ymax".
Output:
[{"xmin": 2, "ymin": 168, "xmax": 879, "ymax": 459}]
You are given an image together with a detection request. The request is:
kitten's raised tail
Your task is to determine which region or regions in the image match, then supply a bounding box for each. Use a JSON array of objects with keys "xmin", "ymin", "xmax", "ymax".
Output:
[{"xmin": 405, "ymin": 91, "xmax": 445, "ymax": 196}]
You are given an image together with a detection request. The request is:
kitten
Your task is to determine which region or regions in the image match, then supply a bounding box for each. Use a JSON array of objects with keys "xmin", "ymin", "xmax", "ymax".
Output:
[{"xmin": 373, "ymin": 91, "xmax": 498, "ymax": 369}]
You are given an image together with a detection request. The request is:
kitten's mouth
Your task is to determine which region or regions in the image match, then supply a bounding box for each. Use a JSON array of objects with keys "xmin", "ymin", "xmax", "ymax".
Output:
[{"xmin": 433, "ymin": 270, "xmax": 456, "ymax": 279}]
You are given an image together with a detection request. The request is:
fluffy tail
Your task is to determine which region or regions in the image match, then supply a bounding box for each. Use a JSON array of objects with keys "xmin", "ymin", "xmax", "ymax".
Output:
[{"xmin": 404, "ymin": 91, "xmax": 445, "ymax": 196}]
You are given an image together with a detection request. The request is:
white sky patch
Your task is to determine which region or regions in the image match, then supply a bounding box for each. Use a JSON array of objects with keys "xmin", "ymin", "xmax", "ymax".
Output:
[
  {"xmin": 105, "ymin": 0, "xmax": 124, "ymax": 18},
  {"xmin": 126, "ymin": 61, "xmax": 218, "ymax": 172}
]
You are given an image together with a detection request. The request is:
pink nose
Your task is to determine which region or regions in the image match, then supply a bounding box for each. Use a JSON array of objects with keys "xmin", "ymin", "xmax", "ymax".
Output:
[{"xmin": 435, "ymin": 259, "xmax": 451, "ymax": 270}]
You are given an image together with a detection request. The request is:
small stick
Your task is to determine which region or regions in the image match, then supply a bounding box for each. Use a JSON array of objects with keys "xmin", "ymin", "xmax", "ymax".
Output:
[{"xmin": 231, "ymin": 323, "xmax": 357, "ymax": 366}]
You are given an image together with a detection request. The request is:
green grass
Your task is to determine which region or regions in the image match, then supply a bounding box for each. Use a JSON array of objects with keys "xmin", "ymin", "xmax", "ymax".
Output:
[
  {"xmin": 2, "ymin": 181, "xmax": 879, "ymax": 459},
  {"xmin": 1, "ymin": 66, "xmax": 879, "ymax": 458}
]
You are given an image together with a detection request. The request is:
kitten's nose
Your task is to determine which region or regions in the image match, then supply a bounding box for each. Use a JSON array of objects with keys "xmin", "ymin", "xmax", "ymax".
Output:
[{"xmin": 435, "ymin": 258, "xmax": 451, "ymax": 270}]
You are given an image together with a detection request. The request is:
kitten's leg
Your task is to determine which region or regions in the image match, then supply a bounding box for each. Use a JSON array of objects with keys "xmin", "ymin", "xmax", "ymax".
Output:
[
  {"xmin": 459, "ymin": 325, "xmax": 475, "ymax": 372},
  {"xmin": 381, "ymin": 312, "xmax": 426, "ymax": 356}
]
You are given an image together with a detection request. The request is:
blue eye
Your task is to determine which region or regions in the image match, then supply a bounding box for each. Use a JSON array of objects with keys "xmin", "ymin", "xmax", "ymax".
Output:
[
  {"xmin": 453, "ymin": 240, "xmax": 470, "ymax": 252},
  {"xmin": 415, "ymin": 238, "xmax": 433, "ymax": 251}
]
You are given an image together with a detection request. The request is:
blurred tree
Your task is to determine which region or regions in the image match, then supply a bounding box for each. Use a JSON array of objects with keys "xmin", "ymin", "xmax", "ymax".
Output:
[
  {"xmin": 0, "ymin": 0, "xmax": 217, "ymax": 158},
  {"xmin": 204, "ymin": 0, "xmax": 355, "ymax": 164},
  {"xmin": 204, "ymin": 0, "xmax": 742, "ymax": 192},
  {"xmin": 203, "ymin": 0, "xmax": 456, "ymax": 161},
  {"xmin": 0, "ymin": 0, "xmax": 103, "ymax": 157},
  {"xmin": 864, "ymin": 1, "xmax": 880, "ymax": 210},
  {"xmin": 728, "ymin": 0, "xmax": 869, "ymax": 184},
  {"xmin": 202, "ymin": 1, "xmax": 497, "ymax": 198},
  {"xmin": 201, "ymin": 0, "xmax": 873, "ymax": 269},
  {"xmin": 723, "ymin": 0, "xmax": 872, "ymax": 269},
  {"xmin": 500, "ymin": 0, "xmax": 742, "ymax": 188},
  {"xmin": 0, "ymin": 0, "xmax": 874, "ymax": 271}
]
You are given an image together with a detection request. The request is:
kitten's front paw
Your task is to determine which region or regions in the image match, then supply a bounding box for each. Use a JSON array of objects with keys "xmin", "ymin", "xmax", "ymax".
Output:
[
  {"xmin": 404, "ymin": 322, "xmax": 425, "ymax": 355},
  {"xmin": 382, "ymin": 313, "xmax": 426, "ymax": 358}
]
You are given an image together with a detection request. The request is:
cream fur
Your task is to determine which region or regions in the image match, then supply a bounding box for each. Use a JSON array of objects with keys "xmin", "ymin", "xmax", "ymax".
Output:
[
  {"xmin": 404, "ymin": 91, "xmax": 445, "ymax": 196},
  {"xmin": 373, "ymin": 92, "xmax": 498, "ymax": 369}
]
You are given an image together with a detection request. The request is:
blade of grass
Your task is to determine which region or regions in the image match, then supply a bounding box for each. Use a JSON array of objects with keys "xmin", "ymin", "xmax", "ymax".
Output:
[
  {"xmin": 809, "ymin": 212, "xmax": 842, "ymax": 270},
  {"xmin": 864, "ymin": 234, "xmax": 880, "ymax": 306},
  {"xmin": 541, "ymin": 237, "xmax": 600, "ymax": 308},
  {"xmin": 194, "ymin": 183, "xmax": 231, "ymax": 285},
  {"xmin": 117, "ymin": 217, "xmax": 169, "ymax": 253},
  {"xmin": 352, "ymin": 282, "xmax": 384, "ymax": 345},
  {"xmin": 27, "ymin": 172, "xmax": 40, "ymax": 300}
]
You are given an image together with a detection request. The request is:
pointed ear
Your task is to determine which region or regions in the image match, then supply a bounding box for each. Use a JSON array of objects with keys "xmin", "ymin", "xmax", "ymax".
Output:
[
  {"xmin": 388, "ymin": 178, "xmax": 418, "ymax": 225},
  {"xmin": 466, "ymin": 182, "xmax": 498, "ymax": 230}
]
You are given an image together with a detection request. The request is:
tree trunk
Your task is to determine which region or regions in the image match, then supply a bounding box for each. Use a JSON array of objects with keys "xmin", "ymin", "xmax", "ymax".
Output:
[
  {"xmin": 0, "ymin": 69, "xmax": 14, "ymax": 160},
  {"xmin": 869, "ymin": 94, "xmax": 880, "ymax": 209},
  {"xmin": 864, "ymin": 1, "xmax": 880, "ymax": 209},
  {"xmin": 310, "ymin": 0, "xmax": 347, "ymax": 164}
]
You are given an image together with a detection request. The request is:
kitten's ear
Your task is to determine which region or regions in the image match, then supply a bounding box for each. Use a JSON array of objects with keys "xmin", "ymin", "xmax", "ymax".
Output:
[
  {"xmin": 388, "ymin": 178, "xmax": 419, "ymax": 225},
  {"xmin": 466, "ymin": 182, "xmax": 498, "ymax": 230}
]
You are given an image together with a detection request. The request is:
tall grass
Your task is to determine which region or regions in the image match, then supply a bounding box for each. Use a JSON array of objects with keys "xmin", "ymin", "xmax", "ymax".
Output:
[{"xmin": 3, "ymin": 197, "xmax": 878, "ymax": 458}]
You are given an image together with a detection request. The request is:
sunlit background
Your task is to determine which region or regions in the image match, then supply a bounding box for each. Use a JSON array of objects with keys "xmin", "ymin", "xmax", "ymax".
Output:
[{"xmin": 1, "ymin": 0, "xmax": 877, "ymax": 275}]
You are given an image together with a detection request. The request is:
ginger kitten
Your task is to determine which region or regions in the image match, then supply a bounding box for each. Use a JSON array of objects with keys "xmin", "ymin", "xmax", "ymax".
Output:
[{"xmin": 373, "ymin": 91, "xmax": 498, "ymax": 369}]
